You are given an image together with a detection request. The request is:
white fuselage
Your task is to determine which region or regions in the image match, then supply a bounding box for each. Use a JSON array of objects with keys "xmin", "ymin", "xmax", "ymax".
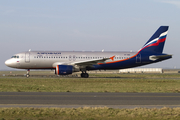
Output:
[{"xmin": 5, "ymin": 51, "xmax": 136, "ymax": 69}]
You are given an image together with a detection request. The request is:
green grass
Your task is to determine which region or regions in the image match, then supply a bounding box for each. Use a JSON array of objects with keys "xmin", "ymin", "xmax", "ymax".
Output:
[
  {"xmin": 0, "ymin": 73, "xmax": 180, "ymax": 120},
  {"xmin": 0, "ymin": 73, "xmax": 180, "ymax": 92},
  {"xmin": 0, "ymin": 107, "xmax": 180, "ymax": 120}
]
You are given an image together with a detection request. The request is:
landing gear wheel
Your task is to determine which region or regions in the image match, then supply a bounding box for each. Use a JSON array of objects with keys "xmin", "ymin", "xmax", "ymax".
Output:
[
  {"xmin": 84, "ymin": 73, "xmax": 89, "ymax": 78},
  {"xmin": 81, "ymin": 73, "xmax": 89, "ymax": 78},
  {"xmin": 81, "ymin": 73, "xmax": 84, "ymax": 78},
  {"xmin": 26, "ymin": 69, "xmax": 30, "ymax": 78},
  {"xmin": 26, "ymin": 74, "xmax": 30, "ymax": 78}
]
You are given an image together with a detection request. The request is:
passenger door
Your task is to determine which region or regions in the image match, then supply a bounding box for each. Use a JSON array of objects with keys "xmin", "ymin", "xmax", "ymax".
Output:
[{"xmin": 25, "ymin": 52, "xmax": 30, "ymax": 63}]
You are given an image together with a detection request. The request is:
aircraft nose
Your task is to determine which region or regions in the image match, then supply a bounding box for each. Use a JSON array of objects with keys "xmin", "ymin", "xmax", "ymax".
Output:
[
  {"xmin": 5, "ymin": 59, "xmax": 16, "ymax": 68},
  {"xmin": 5, "ymin": 59, "xmax": 11, "ymax": 67}
]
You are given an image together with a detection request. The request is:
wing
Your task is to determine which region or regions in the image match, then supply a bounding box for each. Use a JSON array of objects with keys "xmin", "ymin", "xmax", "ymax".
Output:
[
  {"xmin": 70, "ymin": 56, "xmax": 115, "ymax": 67},
  {"xmin": 52, "ymin": 56, "xmax": 115, "ymax": 68},
  {"xmin": 70, "ymin": 57, "xmax": 110, "ymax": 67}
]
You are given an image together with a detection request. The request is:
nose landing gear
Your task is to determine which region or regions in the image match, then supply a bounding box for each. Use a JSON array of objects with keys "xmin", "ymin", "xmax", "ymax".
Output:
[{"xmin": 26, "ymin": 69, "xmax": 30, "ymax": 78}]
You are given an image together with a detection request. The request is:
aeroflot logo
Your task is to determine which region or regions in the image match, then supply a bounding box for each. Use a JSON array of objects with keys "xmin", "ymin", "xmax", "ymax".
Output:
[{"xmin": 37, "ymin": 52, "xmax": 61, "ymax": 54}]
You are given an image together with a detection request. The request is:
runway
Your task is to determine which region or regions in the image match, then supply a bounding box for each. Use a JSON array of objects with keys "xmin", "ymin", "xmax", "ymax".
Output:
[{"xmin": 0, "ymin": 92, "xmax": 180, "ymax": 108}]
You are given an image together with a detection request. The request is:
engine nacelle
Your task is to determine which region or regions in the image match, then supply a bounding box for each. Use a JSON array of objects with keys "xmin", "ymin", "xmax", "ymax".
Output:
[{"xmin": 56, "ymin": 65, "xmax": 73, "ymax": 75}]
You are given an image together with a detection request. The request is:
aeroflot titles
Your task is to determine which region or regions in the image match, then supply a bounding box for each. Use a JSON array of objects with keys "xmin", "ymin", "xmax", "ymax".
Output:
[{"xmin": 37, "ymin": 52, "xmax": 61, "ymax": 54}]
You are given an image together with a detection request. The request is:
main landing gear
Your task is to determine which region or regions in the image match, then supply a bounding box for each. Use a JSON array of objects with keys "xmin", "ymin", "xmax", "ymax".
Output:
[
  {"xmin": 81, "ymin": 71, "xmax": 89, "ymax": 78},
  {"xmin": 26, "ymin": 69, "xmax": 30, "ymax": 78}
]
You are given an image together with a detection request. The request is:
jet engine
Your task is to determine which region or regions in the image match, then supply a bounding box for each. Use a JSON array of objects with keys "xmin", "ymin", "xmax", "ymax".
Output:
[
  {"xmin": 56, "ymin": 65, "xmax": 80, "ymax": 75},
  {"xmin": 56, "ymin": 65, "xmax": 73, "ymax": 75}
]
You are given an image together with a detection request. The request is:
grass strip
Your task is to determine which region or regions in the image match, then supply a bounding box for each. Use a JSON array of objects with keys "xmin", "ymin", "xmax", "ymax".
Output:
[
  {"xmin": 0, "ymin": 107, "xmax": 180, "ymax": 120},
  {"xmin": 0, "ymin": 73, "xmax": 180, "ymax": 92}
]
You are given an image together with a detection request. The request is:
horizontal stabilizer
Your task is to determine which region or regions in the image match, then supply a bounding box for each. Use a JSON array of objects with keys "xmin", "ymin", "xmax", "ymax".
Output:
[{"xmin": 149, "ymin": 54, "xmax": 172, "ymax": 61}]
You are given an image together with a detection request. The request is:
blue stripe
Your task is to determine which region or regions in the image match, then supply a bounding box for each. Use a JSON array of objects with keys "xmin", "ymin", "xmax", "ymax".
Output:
[{"xmin": 159, "ymin": 35, "xmax": 167, "ymax": 39}]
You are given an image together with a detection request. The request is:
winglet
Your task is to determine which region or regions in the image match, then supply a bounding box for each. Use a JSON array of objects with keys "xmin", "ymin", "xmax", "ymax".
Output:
[{"xmin": 110, "ymin": 56, "xmax": 115, "ymax": 61}]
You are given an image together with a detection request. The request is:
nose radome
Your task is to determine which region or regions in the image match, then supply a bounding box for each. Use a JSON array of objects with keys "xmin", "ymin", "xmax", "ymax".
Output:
[
  {"xmin": 5, "ymin": 59, "xmax": 11, "ymax": 67},
  {"xmin": 5, "ymin": 59, "xmax": 15, "ymax": 67}
]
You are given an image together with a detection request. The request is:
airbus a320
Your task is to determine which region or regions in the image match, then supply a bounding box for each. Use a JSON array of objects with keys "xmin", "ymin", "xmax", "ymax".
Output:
[{"xmin": 5, "ymin": 26, "xmax": 172, "ymax": 78}]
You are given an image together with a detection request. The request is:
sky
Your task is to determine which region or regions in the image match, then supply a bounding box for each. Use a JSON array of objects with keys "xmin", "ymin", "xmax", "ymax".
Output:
[{"xmin": 0, "ymin": 0, "xmax": 180, "ymax": 70}]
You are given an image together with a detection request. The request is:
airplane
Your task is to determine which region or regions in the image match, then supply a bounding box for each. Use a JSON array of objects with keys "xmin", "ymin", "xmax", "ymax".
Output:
[{"xmin": 5, "ymin": 26, "xmax": 172, "ymax": 78}]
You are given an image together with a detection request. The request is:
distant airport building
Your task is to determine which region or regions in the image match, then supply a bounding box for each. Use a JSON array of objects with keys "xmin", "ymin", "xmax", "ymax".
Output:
[{"xmin": 119, "ymin": 68, "xmax": 163, "ymax": 73}]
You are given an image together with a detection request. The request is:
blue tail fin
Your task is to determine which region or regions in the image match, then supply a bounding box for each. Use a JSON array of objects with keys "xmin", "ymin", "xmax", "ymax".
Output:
[{"xmin": 139, "ymin": 26, "xmax": 169, "ymax": 54}]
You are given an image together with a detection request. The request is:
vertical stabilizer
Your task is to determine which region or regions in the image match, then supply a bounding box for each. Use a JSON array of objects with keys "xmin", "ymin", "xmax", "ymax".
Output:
[{"xmin": 139, "ymin": 26, "xmax": 169, "ymax": 54}]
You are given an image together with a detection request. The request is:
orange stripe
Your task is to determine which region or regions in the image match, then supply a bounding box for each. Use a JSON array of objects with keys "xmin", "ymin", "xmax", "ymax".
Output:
[{"xmin": 98, "ymin": 53, "xmax": 139, "ymax": 65}]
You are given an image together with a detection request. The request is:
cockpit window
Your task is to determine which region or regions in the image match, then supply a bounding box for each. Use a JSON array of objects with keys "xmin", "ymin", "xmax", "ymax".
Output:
[{"xmin": 11, "ymin": 56, "xmax": 19, "ymax": 58}]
